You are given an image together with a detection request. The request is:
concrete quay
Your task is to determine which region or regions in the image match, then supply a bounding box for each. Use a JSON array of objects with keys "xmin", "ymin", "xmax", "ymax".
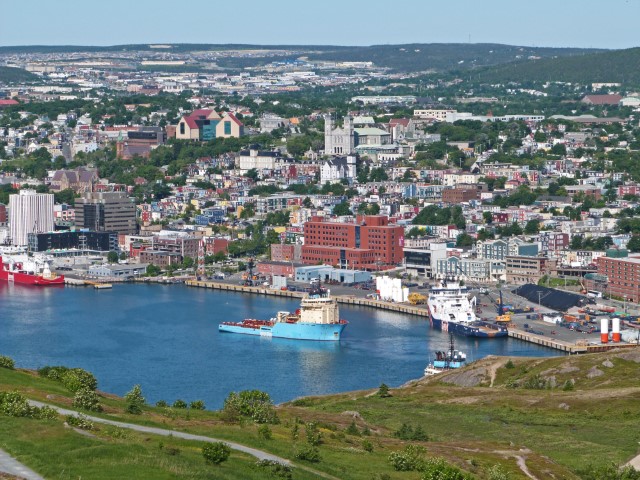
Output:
[{"xmin": 185, "ymin": 279, "xmax": 640, "ymax": 355}]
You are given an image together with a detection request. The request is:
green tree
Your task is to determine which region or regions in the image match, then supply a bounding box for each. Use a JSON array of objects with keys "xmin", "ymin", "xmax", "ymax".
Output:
[
  {"xmin": 244, "ymin": 168, "xmax": 259, "ymax": 181},
  {"xmin": 627, "ymin": 236, "xmax": 640, "ymax": 252},
  {"xmin": 524, "ymin": 219, "xmax": 540, "ymax": 235},
  {"xmin": 107, "ymin": 251, "xmax": 119, "ymax": 263},
  {"xmin": 54, "ymin": 188, "xmax": 76, "ymax": 205},
  {"xmin": 456, "ymin": 233, "xmax": 474, "ymax": 248},
  {"xmin": 332, "ymin": 201, "xmax": 353, "ymax": 216},
  {"xmin": 483, "ymin": 211, "xmax": 493, "ymax": 224},
  {"xmin": 182, "ymin": 256, "xmax": 195, "ymax": 269}
]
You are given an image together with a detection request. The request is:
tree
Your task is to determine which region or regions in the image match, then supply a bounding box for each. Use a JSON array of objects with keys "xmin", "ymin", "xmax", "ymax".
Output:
[
  {"xmin": 124, "ymin": 385, "xmax": 146, "ymax": 414},
  {"xmin": 332, "ymin": 201, "xmax": 353, "ymax": 216},
  {"xmin": 202, "ymin": 442, "xmax": 231, "ymax": 465},
  {"xmin": 627, "ymin": 236, "xmax": 640, "ymax": 252},
  {"xmin": 482, "ymin": 211, "xmax": 493, "ymax": 224},
  {"xmin": 54, "ymin": 188, "xmax": 76, "ymax": 205},
  {"xmin": 456, "ymin": 233, "xmax": 474, "ymax": 248},
  {"xmin": 107, "ymin": 251, "xmax": 119, "ymax": 263},
  {"xmin": 524, "ymin": 219, "xmax": 540, "ymax": 235},
  {"xmin": 302, "ymin": 196, "xmax": 313, "ymax": 208},
  {"xmin": 244, "ymin": 168, "xmax": 259, "ymax": 182},
  {"xmin": 182, "ymin": 256, "xmax": 195, "ymax": 269}
]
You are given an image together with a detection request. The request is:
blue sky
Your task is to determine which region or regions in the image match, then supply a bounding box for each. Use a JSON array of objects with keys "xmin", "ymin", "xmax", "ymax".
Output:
[{"xmin": 3, "ymin": 0, "xmax": 639, "ymax": 49}]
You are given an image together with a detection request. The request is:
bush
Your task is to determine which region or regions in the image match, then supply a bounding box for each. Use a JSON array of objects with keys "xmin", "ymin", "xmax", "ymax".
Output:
[
  {"xmin": 295, "ymin": 445, "xmax": 321, "ymax": 463},
  {"xmin": 258, "ymin": 424, "xmax": 273, "ymax": 440},
  {"xmin": 73, "ymin": 387, "xmax": 102, "ymax": 412},
  {"xmin": 362, "ymin": 439, "xmax": 374, "ymax": 452},
  {"xmin": 487, "ymin": 463, "xmax": 510, "ymax": 480},
  {"xmin": 38, "ymin": 365, "xmax": 69, "ymax": 381},
  {"xmin": 504, "ymin": 360, "xmax": 515, "ymax": 369},
  {"xmin": 562, "ymin": 379, "xmax": 575, "ymax": 391},
  {"xmin": 388, "ymin": 444, "xmax": 426, "ymax": 472},
  {"xmin": 155, "ymin": 400, "xmax": 168, "ymax": 407},
  {"xmin": 190, "ymin": 400, "xmax": 206, "ymax": 410},
  {"xmin": 0, "ymin": 391, "xmax": 57, "ymax": 419},
  {"xmin": 345, "ymin": 420, "xmax": 361, "ymax": 436},
  {"xmin": 172, "ymin": 399, "xmax": 188, "ymax": 409},
  {"xmin": 124, "ymin": 385, "xmax": 146, "ymax": 414},
  {"xmin": 422, "ymin": 457, "xmax": 471, "ymax": 480},
  {"xmin": 223, "ymin": 390, "xmax": 278, "ymax": 424},
  {"xmin": 578, "ymin": 462, "xmax": 640, "ymax": 480},
  {"xmin": 66, "ymin": 413, "xmax": 95, "ymax": 431},
  {"xmin": 523, "ymin": 374, "xmax": 547, "ymax": 390},
  {"xmin": 202, "ymin": 442, "xmax": 231, "ymax": 465},
  {"xmin": 254, "ymin": 460, "xmax": 292, "ymax": 479},
  {"xmin": 61, "ymin": 368, "xmax": 98, "ymax": 393},
  {"xmin": 0, "ymin": 355, "xmax": 15, "ymax": 369}
]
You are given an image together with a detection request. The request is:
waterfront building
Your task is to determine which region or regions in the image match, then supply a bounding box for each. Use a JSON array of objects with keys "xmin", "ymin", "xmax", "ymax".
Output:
[
  {"xmin": 302, "ymin": 215, "xmax": 404, "ymax": 270},
  {"xmin": 75, "ymin": 192, "xmax": 137, "ymax": 235},
  {"xmin": 506, "ymin": 256, "xmax": 556, "ymax": 285},
  {"xmin": 597, "ymin": 252, "xmax": 640, "ymax": 302},
  {"xmin": 28, "ymin": 230, "xmax": 118, "ymax": 253},
  {"xmin": 87, "ymin": 263, "xmax": 149, "ymax": 278},
  {"xmin": 8, "ymin": 190, "xmax": 54, "ymax": 246}
]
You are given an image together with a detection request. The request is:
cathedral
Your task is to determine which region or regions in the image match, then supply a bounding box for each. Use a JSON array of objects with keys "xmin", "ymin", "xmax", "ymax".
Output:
[{"xmin": 324, "ymin": 115, "xmax": 355, "ymax": 155}]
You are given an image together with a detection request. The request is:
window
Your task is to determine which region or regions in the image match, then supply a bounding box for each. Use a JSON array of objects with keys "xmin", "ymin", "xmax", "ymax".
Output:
[
  {"xmin": 224, "ymin": 121, "xmax": 231, "ymax": 135},
  {"xmin": 179, "ymin": 122, "xmax": 185, "ymax": 135}
]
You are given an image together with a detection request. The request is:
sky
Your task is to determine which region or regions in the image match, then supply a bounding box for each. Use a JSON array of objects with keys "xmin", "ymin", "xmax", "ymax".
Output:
[{"xmin": 2, "ymin": 0, "xmax": 639, "ymax": 49}]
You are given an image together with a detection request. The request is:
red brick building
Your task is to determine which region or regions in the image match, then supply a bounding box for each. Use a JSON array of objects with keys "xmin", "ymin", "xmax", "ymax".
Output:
[
  {"xmin": 257, "ymin": 261, "xmax": 298, "ymax": 277},
  {"xmin": 0, "ymin": 204, "xmax": 6, "ymax": 224},
  {"xmin": 205, "ymin": 238, "xmax": 229, "ymax": 255},
  {"xmin": 271, "ymin": 243, "xmax": 302, "ymax": 263},
  {"xmin": 597, "ymin": 255, "xmax": 640, "ymax": 302},
  {"xmin": 301, "ymin": 215, "xmax": 404, "ymax": 270},
  {"xmin": 442, "ymin": 187, "xmax": 479, "ymax": 204}
]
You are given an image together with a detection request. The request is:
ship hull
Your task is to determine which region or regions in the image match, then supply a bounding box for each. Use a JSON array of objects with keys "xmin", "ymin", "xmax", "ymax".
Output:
[
  {"xmin": 430, "ymin": 316, "xmax": 508, "ymax": 338},
  {"xmin": 219, "ymin": 321, "xmax": 347, "ymax": 341},
  {"xmin": 0, "ymin": 270, "xmax": 65, "ymax": 286}
]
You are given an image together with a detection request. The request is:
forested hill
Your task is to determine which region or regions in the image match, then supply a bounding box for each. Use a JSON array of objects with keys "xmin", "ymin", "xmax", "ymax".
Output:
[
  {"xmin": 472, "ymin": 47, "xmax": 640, "ymax": 85},
  {"xmin": 306, "ymin": 43, "xmax": 603, "ymax": 72},
  {"xmin": 0, "ymin": 66, "xmax": 38, "ymax": 84}
]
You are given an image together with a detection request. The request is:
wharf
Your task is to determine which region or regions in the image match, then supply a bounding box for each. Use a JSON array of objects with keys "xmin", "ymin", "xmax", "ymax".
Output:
[{"xmin": 186, "ymin": 280, "xmax": 640, "ymax": 354}]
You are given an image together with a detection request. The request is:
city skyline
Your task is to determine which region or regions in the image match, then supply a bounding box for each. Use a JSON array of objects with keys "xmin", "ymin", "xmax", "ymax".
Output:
[{"xmin": 2, "ymin": 0, "xmax": 639, "ymax": 50}]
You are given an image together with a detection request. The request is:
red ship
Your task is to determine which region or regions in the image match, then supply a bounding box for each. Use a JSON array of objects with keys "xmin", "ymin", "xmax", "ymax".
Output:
[{"xmin": 0, "ymin": 255, "xmax": 65, "ymax": 286}]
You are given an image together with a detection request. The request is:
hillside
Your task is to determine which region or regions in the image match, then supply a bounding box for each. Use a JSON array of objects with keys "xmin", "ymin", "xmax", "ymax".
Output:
[
  {"xmin": 1, "ymin": 350, "xmax": 639, "ymax": 479},
  {"xmin": 473, "ymin": 47, "xmax": 640, "ymax": 85},
  {"xmin": 0, "ymin": 66, "xmax": 38, "ymax": 84}
]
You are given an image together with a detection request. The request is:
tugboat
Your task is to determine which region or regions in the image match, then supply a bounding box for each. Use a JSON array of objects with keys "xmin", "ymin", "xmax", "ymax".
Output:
[
  {"xmin": 428, "ymin": 278, "xmax": 508, "ymax": 338},
  {"xmin": 0, "ymin": 255, "xmax": 64, "ymax": 286},
  {"xmin": 424, "ymin": 333, "xmax": 467, "ymax": 376},
  {"xmin": 219, "ymin": 279, "xmax": 347, "ymax": 341}
]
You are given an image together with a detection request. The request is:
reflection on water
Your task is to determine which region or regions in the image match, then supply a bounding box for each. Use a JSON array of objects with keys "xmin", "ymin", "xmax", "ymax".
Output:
[{"xmin": 0, "ymin": 283, "xmax": 559, "ymax": 408}]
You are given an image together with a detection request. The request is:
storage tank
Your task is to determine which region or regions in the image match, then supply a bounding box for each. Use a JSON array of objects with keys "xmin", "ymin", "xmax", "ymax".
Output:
[
  {"xmin": 600, "ymin": 318, "xmax": 609, "ymax": 343},
  {"xmin": 612, "ymin": 318, "xmax": 621, "ymax": 343}
]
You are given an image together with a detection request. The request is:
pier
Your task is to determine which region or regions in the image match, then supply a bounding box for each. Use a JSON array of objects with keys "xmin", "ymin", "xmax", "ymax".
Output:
[{"xmin": 185, "ymin": 279, "xmax": 640, "ymax": 354}]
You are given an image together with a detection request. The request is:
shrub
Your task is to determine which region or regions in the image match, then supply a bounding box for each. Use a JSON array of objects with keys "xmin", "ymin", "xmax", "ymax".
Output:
[
  {"xmin": 257, "ymin": 424, "xmax": 273, "ymax": 440},
  {"xmin": 155, "ymin": 400, "xmax": 168, "ymax": 407},
  {"xmin": 487, "ymin": 463, "xmax": 510, "ymax": 480},
  {"xmin": 345, "ymin": 420, "xmax": 361, "ymax": 436},
  {"xmin": 66, "ymin": 413, "xmax": 95, "ymax": 431},
  {"xmin": 73, "ymin": 387, "xmax": 102, "ymax": 412},
  {"xmin": 422, "ymin": 457, "xmax": 471, "ymax": 480},
  {"xmin": 254, "ymin": 460, "xmax": 292, "ymax": 479},
  {"xmin": 61, "ymin": 368, "xmax": 98, "ymax": 393},
  {"xmin": 124, "ymin": 385, "xmax": 146, "ymax": 414},
  {"xmin": 172, "ymin": 399, "xmax": 188, "ymax": 409},
  {"xmin": 223, "ymin": 390, "xmax": 278, "ymax": 424},
  {"xmin": 305, "ymin": 422, "xmax": 323, "ymax": 446},
  {"xmin": 563, "ymin": 379, "xmax": 575, "ymax": 391},
  {"xmin": 0, "ymin": 391, "xmax": 57, "ymax": 419},
  {"xmin": 504, "ymin": 359, "xmax": 515, "ymax": 369},
  {"xmin": 0, "ymin": 355, "xmax": 15, "ymax": 369},
  {"xmin": 38, "ymin": 365, "xmax": 69, "ymax": 381},
  {"xmin": 291, "ymin": 421, "xmax": 299, "ymax": 441},
  {"xmin": 190, "ymin": 400, "xmax": 206, "ymax": 410},
  {"xmin": 295, "ymin": 445, "xmax": 321, "ymax": 463},
  {"xmin": 202, "ymin": 442, "xmax": 231, "ymax": 465},
  {"xmin": 523, "ymin": 374, "xmax": 547, "ymax": 390},
  {"xmin": 362, "ymin": 439, "xmax": 374, "ymax": 452},
  {"xmin": 388, "ymin": 445, "xmax": 426, "ymax": 471}
]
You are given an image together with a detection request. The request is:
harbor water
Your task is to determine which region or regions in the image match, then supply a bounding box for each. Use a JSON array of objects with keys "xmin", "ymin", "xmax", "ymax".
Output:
[{"xmin": 0, "ymin": 283, "xmax": 559, "ymax": 408}]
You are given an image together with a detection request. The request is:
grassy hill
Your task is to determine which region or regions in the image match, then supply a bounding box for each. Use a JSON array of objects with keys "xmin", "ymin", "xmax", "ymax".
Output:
[
  {"xmin": 1, "ymin": 350, "xmax": 639, "ymax": 479},
  {"xmin": 0, "ymin": 66, "xmax": 38, "ymax": 84},
  {"xmin": 472, "ymin": 47, "xmax": 640, "ymax": 85}
]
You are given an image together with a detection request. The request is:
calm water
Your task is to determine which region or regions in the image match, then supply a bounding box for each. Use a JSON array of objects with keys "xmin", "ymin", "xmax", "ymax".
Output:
[{"xmin": 0, "ymin": 283, "xmax": 559, "ymax": 408}]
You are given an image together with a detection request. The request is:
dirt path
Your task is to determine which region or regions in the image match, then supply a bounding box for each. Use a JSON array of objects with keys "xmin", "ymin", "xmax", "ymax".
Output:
[
  {"xmin": 0, "ymin": 448, "xmax": 45, "ymax": 480},
  {"xmin": 28, "ymin": 400, "xmax": 340, "ymax": 480}
]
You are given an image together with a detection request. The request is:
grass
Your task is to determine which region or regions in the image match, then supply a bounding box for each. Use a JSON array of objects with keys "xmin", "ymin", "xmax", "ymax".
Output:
[{"xmin": 1, "ymin": 349, "xmax": 640, "ymax": 479}]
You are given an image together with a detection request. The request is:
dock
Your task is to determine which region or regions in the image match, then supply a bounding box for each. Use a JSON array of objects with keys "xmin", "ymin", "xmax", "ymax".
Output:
[{"xmin": 185, "ymin": 280, "xmax": 640, "ymax": 354}]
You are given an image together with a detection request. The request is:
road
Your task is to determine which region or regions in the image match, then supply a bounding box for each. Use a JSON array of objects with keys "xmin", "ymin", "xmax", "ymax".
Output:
[{"xmin": 0, "ymin": 448, "xmax": 46, "ymax": 480}]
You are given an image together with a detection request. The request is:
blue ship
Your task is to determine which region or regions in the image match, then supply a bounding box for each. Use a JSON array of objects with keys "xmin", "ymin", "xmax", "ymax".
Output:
[{"xmin": 219, "ymin": 283, "xmax": 347, "ymax": 341}]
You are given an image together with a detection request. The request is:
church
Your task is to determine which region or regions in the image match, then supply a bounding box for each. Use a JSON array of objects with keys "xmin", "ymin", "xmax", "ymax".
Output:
[{"xmin": 324, "ymin": 115, "xmax": 355, "ymax": 155}]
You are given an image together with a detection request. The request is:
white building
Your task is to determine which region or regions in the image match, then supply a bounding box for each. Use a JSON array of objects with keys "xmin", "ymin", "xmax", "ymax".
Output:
[
  {"xmin": 324, "ymin": 115, "xmax": 355, "ymax": 155},
  {"xmin": 320, "ymin": 156, "xmax": 357, "ymax": 184},
  {"xmin": 9, "ymin": 190, "xmax": 54, "ymax": 246}
]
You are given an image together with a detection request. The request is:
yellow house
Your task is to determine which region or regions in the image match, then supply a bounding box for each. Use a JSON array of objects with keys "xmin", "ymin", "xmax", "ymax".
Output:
[
  {"xmin": 176, "ymin": 109, "xmax": 221, "ymax": 140},
  {"xmin": 215, "ymin": 113, "xmax": 244, "ymax": 139}
]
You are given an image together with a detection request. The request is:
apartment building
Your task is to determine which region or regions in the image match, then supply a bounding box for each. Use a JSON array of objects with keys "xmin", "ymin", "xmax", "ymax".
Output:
[
  {"xmin": 597, "ymin": 255, "xmax": 640, "ymax": 302},
  {"xmin": 506, "ymin": 256, "xmax": 556, "ymax": 285},
  {"xmin": 75, "ymin": 192, "xmax": 137, "ymax": 235}
]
